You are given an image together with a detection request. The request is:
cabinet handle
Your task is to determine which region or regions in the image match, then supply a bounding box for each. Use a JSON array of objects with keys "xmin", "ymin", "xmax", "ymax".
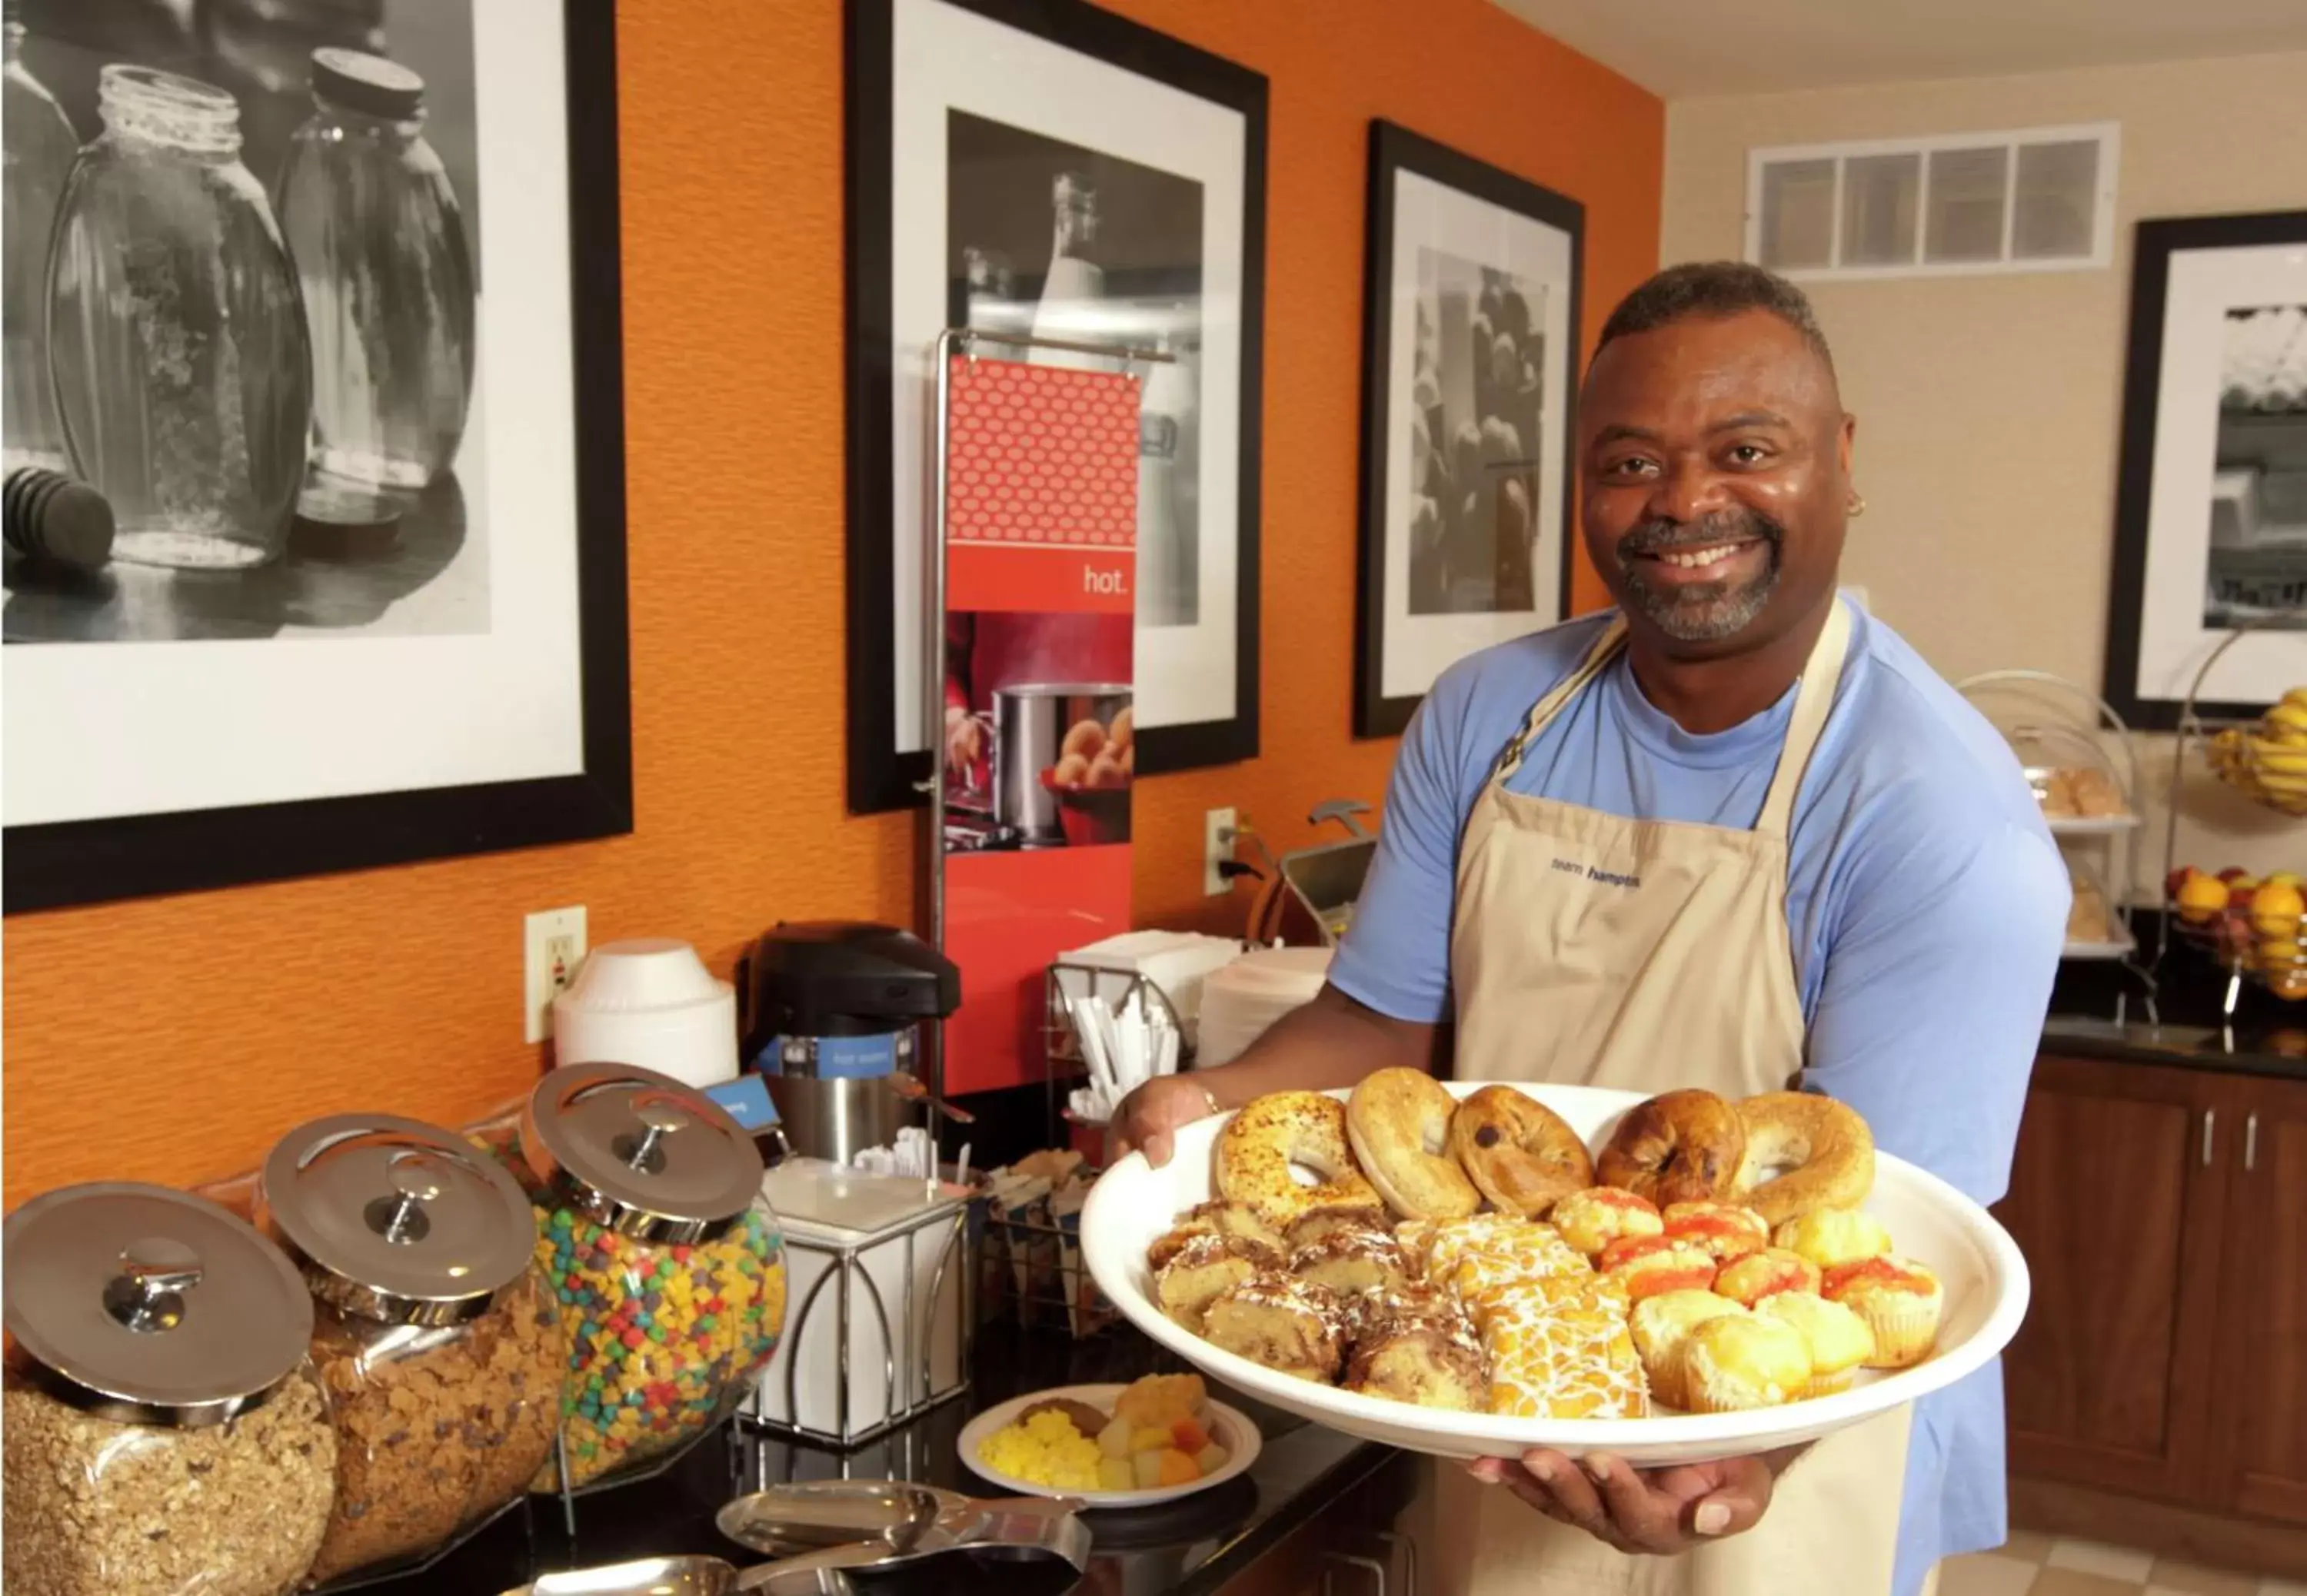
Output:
[
  {"xmin": 1375, "ymin": 1530, "xmax": 1419, "ymax": 1596},
  {"xmin": 2202, "ymin": 1109, "xmax": 2216, "ymax": 1167},
  {"xmin": 2244, "ymin": 1112, "xmax": 2259, "ymax": 1173},
  {"xmin": 1325, "ymin": 1551, "xmax": 1390, "ymax": 1596}
]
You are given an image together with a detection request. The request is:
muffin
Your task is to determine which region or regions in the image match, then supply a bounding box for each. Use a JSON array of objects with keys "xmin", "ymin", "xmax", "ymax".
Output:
[
  {"xmin": 1661, "ymin": 1201, "xmax": 1770, "ymax": 1264},
  {"xmin": 1550, "ymin": 1186, "xmax": 1665, "ymax": 1257},
  {"xmin": 1155, "ymin": 1232, "xmax": 1280, "ymax": 1332},
  {"xmin": 1772, "ymin": 1208, "xmax": 1894, "ymax": 1271},
  {"xmin": 1284, "ymin": 1203, "xmax": 1392, "ymax": 1253},
  {"xmin": 1712, "ymin": 1248, "xmax": 1823, "ymax": 1309},
  {"xmin": 1599, "ymin": 1235, "xmax": 1718, "ymax": 1302},
  {"xmin": 1822, "ymin": 1255, "xmax": 1942, "ymax": 1368},
  {"xmin": 1629, "ymin": 1289, "xmax": 1747, "ymax": 1410},
  {"xmin": 1201, "ymin": 1272, "xmax": 1346, "ymax": 1382},
  {"xmin": 1290, "ymin": 1226, "xmax": 1410, "ymax": 1300},
  {"xmin": 1681, "ymin": 1313, "xmax": 1813, "ymax": 1413},
  {"xmin": 1757, "ymin": 1290, "xmax": 1876, "ymax": 1398}
]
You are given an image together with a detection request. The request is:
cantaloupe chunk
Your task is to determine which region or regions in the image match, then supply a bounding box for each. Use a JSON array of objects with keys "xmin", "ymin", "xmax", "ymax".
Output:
[{"xmin": 1156, "ymin": 1447, "xmax": 1200, "ymax": 1486}]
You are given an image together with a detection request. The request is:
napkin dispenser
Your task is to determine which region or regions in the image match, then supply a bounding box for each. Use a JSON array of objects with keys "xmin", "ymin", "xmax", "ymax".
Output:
[{"xmin": 744, "ymin": 1159, "xmax": 973, "ymax": 1447}]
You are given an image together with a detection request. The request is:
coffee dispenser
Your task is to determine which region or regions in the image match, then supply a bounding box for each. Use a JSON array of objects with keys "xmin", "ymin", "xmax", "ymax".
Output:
[{"xmin": 736, "ymin": 923, "xmax": 962, "ymax": 1164}]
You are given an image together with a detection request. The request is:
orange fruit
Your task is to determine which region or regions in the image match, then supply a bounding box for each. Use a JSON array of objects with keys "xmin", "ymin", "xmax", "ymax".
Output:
[
  {"xmin": 2252, "ymin": 881, "xmax": 2306, "ymax": 936},
  {"xmin": 2177, "ymin": 872, "xmax": 2231, "ymax": 923}
]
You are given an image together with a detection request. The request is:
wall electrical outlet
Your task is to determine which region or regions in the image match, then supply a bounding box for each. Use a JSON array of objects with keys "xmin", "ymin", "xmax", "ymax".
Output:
[
  {"xmin": 1203, "ymin": 807, "xmax": 1238, "ymax": 897},
  {"xmin": 524, "ymin": 906, "xmax": 588, "ymax": 1044}
]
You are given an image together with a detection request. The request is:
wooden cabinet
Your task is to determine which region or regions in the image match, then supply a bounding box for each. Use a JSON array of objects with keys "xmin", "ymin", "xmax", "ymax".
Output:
[
  {"xmin": 1213, "ymin": 1448, "xmax": 1420, "ymax": 1596},
  {"xmin": 2215, "ymin": 1074, "xmax": 2307, "ymax": 1526},
  {"xmin": 2003, "ymin": 1056, "xmax": 2307, "ymax": 1538}
]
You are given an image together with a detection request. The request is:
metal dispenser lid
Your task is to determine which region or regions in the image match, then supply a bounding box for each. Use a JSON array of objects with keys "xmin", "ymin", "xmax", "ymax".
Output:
[
  {"xmin": 522, "ymin": 1063, "xmax": 765, "ymax": 1244},
  {"xmin": 2, "ymin": 1182, "xmax": 314, "ymax": 1426},
  {"xmin": 259, "ymin": 1114, "xmax": 538, "ymax": 1325}
]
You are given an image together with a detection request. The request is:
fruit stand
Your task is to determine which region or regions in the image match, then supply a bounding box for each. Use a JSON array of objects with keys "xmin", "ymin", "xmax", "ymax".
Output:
[{"xmin": 2161, "ymin": 610, "xmax": 2307, "ymax": 1019}]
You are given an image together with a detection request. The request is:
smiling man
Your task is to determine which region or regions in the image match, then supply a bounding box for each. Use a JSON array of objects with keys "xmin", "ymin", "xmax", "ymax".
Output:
[{"xmin": 1114, "ymin": 262, "xmax": 2068, "ymax": 1594}]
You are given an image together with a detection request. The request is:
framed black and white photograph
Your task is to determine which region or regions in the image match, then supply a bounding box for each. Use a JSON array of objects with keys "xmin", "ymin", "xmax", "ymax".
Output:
[
  {"xmin": 1355, "ymin": 120, "xmax": 1582, "ymax": 739},
  {"xmin": 2106, "ymin": 211, "xmax": 2307, "ymax": 730},
  {"xmin": 2, "ymin": 0, "xmax": 628, "ymax": 911},
  {"xmin": 845, "ymin": 0, "xmax": 1267, "ymax": 813}
]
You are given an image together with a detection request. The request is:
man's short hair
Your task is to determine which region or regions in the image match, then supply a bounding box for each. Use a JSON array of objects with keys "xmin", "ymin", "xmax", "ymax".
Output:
[{"xmin": 1592, "ymin": 261, "xmax": 1834, "ymax": 373}]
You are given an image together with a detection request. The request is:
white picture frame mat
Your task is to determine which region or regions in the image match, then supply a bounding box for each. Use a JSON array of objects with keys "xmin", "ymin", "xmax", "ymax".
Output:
[
  {"xmin": 889, "ymin": 0, "xmax": 1246, "ymax": 752},
  {"xmin": 1380, "ymin": 166, "xmax": 1571, "ymax": 702},
  {"xmin": 2134, "ymin": 239, "xmax": 2307, "ymax": 707},
  {"xmin": 4, "ymin": 0, "xmax": 585, "ymax": 826}
]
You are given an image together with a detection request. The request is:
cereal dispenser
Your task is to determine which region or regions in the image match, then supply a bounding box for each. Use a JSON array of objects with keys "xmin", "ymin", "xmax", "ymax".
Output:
[
  {"xmin": 0, "ymin": 1182, "xmax": 338, "ymax": 1596},
  {"xmin": 255, "ymin": 1115, "xmax": 562, "ymax": 1587},
  {"xmin": 518, "ymin": 1062, "xmax": 786, "ymax": 1491}
]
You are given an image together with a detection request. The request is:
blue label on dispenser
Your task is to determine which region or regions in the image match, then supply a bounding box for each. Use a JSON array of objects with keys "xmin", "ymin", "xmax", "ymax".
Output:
[
  {"xmin": 753, "ymin": 1032, "xmax": 903, "ymax": 1080},
  {"xmin": 704, "ymin": 1074, "xmax": 780, "ymax": 1129}
]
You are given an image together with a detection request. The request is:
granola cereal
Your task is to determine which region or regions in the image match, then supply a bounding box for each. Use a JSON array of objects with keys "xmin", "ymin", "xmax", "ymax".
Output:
[
  {"xmin": 1, "ymin": 1363, "xmax": 336, "ymax": 1596},
  {"xmin": 300, "ymin": 1268, "xmax": 564, "ymax": 1585}
]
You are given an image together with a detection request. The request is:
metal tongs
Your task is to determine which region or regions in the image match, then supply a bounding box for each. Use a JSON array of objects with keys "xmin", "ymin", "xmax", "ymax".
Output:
[{"xmin": 500, "ymin": 1481, "xmax": 1089, "ymax": 1596}]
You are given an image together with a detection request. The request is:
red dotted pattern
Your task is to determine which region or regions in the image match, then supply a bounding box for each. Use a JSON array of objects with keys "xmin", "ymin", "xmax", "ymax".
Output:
[{"xmin": 947, "ymin": 355, "xmax": 1141, "ymax": 547}]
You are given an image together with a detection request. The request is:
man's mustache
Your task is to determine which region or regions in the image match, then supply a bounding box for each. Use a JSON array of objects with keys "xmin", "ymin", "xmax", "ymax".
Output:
[{"xmin": 1616, "ymin": 510, "xmax": 1785, "ymax": 562}]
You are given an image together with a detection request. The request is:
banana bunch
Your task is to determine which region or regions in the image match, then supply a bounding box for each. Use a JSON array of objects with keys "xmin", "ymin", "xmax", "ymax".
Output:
[{"xmin": 2212, "ymin": 687, "xmax": 2307, "ymax": 815}]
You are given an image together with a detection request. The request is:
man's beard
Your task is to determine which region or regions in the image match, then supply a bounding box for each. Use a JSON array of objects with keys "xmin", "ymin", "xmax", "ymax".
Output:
[{"xmin": 1613, "ymin": 509, "xmax": 1785, "ymax": 644}]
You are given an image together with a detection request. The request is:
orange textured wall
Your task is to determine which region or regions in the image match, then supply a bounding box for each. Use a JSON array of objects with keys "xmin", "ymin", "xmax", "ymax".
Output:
[{"xmin": 0, "ymin": 0, "xmax": 1658, "ymax": 1206}]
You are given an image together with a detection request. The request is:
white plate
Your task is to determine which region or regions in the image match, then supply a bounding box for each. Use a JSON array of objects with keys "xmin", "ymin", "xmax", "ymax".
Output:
[
  {"xmin": 1081, "ymin": 1082, "xmax": 2030, "ymax": 1468},
  {"xmin": 957, "ymin": 1382, "xmax": 1263, "ymax": 1508}
]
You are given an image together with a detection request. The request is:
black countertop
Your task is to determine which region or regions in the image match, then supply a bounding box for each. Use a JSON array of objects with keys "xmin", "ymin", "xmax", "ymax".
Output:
[
  {"xmin": 361, "ymin": 1324, "xmax": 1399, "ymax": 1596},
  {"xmin": 2040, "ymin": 1015, "xmax": 2307, "ymax": 1082}
]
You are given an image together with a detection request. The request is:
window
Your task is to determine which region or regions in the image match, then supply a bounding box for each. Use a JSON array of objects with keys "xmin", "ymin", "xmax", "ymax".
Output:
[{"xmin": 1745, "ymin": 123, "xmax": 2118, "ymax": 281}]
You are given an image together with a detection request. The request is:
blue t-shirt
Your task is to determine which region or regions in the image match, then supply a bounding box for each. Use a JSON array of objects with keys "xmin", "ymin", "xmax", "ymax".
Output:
[{"xmin": 1330, "ymin": 599, "xmax": 2066, "ymax": 1593}]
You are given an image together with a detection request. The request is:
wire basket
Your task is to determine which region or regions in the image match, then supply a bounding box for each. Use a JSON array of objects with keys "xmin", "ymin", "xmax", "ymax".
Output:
[
  {"xmin": 2202, "ymin": 713, "xmax": 2307, "ymax": 816},
  {"xmin": 2169, "ymin": 896, "xmax": 2307, "ymax": 1010},
  {"xmin": 979, "ymin": 1173, "xmax": 1117, "ymax": 1340}
]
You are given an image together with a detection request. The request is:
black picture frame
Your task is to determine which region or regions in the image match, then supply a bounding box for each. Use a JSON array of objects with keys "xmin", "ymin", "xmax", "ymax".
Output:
[
  {"xmin": 1354, "ymin": 120, "xmax": 1583, "ymax": 740},
  {"xmin": 844, "ymin": 0, "xmax": 1267, "ymax": 813},
  {"xmin": 3, "ymin": 2, "xmax": 631, "ymax": 914},
  {"xmin": 2106, "ymin": 209, "xmax": 2307, "ymax": 731}
]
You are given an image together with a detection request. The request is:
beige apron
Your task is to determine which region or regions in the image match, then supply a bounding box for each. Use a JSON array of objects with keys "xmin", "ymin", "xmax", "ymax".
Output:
[{"xmin": 1421, "ymin": 599, "xmax": 1916, "ymax": 1596}]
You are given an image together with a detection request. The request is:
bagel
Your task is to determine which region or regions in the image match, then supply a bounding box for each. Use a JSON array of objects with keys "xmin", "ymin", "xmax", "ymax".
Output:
[
  {"xmin": 1347, "ymin": 1069, "xmax": 1481, "ymax": 1221},
  {"xmin": 1445, "ymin": 1086, "xmax": 1594, "ymax": 1219},
  {"xmin": 1217, "ymin": 1091, "xmax": 1383, "ymax": 1230},
  {"xmin": 1596, "ymin": 1089, "xmax": 1746, "ymax": 1207},
  {"xmin": 1733, "ymin": 1092, "xmax": 1874, "ymax": 1226}
]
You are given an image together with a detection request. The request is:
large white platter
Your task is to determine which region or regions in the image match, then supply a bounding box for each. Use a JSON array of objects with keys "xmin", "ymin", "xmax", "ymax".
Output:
[{"xmin": 1081, "ymin": 1082, "xmax": 2029, "ymax": 1467}]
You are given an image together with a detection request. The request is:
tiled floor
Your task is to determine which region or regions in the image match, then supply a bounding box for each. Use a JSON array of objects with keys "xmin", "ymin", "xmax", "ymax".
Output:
[{"xmin": 1940, "ymin": 1531, "xmax": 2307, "ymax": 1596}]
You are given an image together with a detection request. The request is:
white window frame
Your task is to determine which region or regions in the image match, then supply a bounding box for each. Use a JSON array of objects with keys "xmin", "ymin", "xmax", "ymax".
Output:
[{"xmin": 1743, "ymin": 121, "xmax": 2121, "ymax": 282}]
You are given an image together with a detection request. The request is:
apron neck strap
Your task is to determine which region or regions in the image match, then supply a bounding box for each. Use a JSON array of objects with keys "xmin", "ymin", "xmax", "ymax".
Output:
[
  {"xmin": 1486, "ymin": 600, "xmax": 1855, "ymax": 834},
  {"xmin": 1492, "ymin": 617, "xmax": 1629, "ymax": 783},
  {"xmin": 1754, "ymin": 597, "xmax": 1853, "ymax": 840}
]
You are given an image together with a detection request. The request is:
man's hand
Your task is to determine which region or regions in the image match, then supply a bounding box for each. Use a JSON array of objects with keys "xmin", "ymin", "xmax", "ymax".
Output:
[
  {"xmin": 1107, "ymin": 1074, "xmax": 1220, "ymax": 1168},
  {"xmin": 1466, "ymin": 1445, "xmax": 1803, "ymax": 1555}
]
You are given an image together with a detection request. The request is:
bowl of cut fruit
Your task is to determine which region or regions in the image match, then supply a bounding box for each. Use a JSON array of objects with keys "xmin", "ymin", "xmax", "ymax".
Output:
[{"xmin": 960, "ymin": 1372, "xmax": 1260, "ymax": 1508}]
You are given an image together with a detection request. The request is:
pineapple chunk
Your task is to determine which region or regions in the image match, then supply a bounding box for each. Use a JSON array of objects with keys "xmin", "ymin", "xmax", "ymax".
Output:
[{"xmin": 1097, "ymin": 1457, "xmax": 1135, "ymax": 1492}]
